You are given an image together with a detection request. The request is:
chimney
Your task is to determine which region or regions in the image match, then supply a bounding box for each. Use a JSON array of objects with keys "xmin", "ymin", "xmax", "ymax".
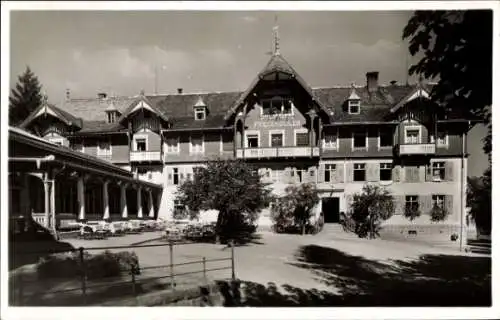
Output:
[
  {"xmin": 177, "ymin": 88, "xmax": 183, "ymax": 94},
  {"xmin": 366, "ymin": 71, "xmax": 379, "ymax": 93},
  {"xmin": 65, "ymin": 88, "xmax": 70, "ymax": 101},
  {"xmin": 97, "ymin": 92, "xmax": 107, "ymax": 99}
]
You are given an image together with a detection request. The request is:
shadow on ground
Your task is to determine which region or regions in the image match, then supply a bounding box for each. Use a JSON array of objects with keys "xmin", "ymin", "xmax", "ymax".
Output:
[
  {"xmin": 9, "ymin": 222, "xmax": 75, "ymax": 270},
  {"xmin": 217, "ymin": 245, "xmax": 491, "ymax": 307}
]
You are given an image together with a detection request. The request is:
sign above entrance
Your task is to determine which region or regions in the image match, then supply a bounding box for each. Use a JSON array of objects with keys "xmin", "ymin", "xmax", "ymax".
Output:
[{"xmin": 254, "ymin": 120, "xmax": 301, "ymax": 128}]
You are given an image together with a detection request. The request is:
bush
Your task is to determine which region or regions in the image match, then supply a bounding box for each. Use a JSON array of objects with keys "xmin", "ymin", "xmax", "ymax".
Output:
[
  {"xmin": 430, "ymin": 204, "xmax": 449, "ymax": 222},
  {"xmin": 36, "ymin": 250, "xmax": 140, "ymax": 280},
  {"xmin": 404, "ymin": 206, "xmax": 421, "ymax": 221}
]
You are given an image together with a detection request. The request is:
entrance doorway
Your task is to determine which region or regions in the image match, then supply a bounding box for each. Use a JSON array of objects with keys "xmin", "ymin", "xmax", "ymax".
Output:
[{"xmin": 322, "ymin": 197, "xmax": 340, "ymax": 223}]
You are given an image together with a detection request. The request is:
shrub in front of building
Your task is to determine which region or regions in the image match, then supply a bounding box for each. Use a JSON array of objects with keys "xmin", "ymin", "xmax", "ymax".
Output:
[
  {"xmin": 429, "ymin": 204, "xmax": 449, "ymax": 222},
  {"xmin": 350, "ymin": 184, "xmax": 395, "ymax": 239},
  {"xmin": 36, "ymin": 250, "xmax": 140, "ymax": 280},
  {"xmin": 404, "ymin": 206, "xmax": 421, "ymax": 222}
]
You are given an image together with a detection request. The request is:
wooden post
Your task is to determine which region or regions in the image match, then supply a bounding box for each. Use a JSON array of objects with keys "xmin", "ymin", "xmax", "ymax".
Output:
[
  {"xmin": 230, "ymin": 240, "xmax": 236, "ymax": 281},
  {"xmin": 131, "ymin": 265, "xmax": 137, "ymax": 296},
  {"xmin": 79, "ymin": 247, "xmax": 87, "ymax": 305},
  {"xmin": 169, "ymin": 240, "xmax": 175, "ymax": 290},
  {"xmin": 202, "ymin": 257, "xmax": 207, "ymax": 283}
]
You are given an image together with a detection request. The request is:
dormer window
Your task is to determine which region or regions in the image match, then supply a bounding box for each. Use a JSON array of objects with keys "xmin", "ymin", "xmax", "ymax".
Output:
[
  {"xmin": 107, "ymin": 111, "xmax": 118, "ymax": 123},
  {"xmin": 194, "ymin": 107, "xmax": 206, "ymax": 120},
  {"xmin": 348, "ymin": 100, "xmax": 361, "ymax": 114}
]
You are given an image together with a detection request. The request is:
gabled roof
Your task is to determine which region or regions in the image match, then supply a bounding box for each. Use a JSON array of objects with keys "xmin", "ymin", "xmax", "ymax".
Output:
[
  {"xmin": 20, "ymin": 100, "xmax": 82, "ymax": 130},
  {"xmin": 390, "ymin": 85, "xmax": 432, "ymax": 113},
  {"xmin": 118, "ymin": 93, "xmax": 169, "ymax": 124},
  {"xmin": 194, "ymin": 96, "xmax": 207, "ymax": 108},
  {"xmin": 224, "ymin": 53, "xmax": 329, "ymax": 121}
]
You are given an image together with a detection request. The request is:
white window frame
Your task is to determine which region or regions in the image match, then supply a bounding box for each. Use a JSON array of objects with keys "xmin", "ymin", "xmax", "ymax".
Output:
[
  {"xmin": 294, "ymin": 128, "xmax": 309, "ymax": 147},
  {"xmin": 166, "ymin": 137, "xmax": 180, "ymax": 154},
  {"xmin": 405, "ymin": 195, "xmax": 419, "ymax": 210},
  {"xmin": 220, "ymin": 134, "xmax": 223, "ymax": 153},
  {"xmin": 348, "ymin": 100, "xmax": 361, "ymax": 114},
  {"xmin": 189, "ymin": 134, "xmax": 205, "ymax": 154},
  {"xmin": 379, "ymin": 163, "xmax": 393, "ymax": 181},
  {"xmin": 353, "ymin": 163, "xmax": 366, "ymax": 182},
  {"xmin": 269, "ymin": 129, "xmax": 285, "ymax": 148},
  {"xmin": 260, "ymin": 96, "xmax": 294, "ymax": 117},
  {"xmin": 194, "ymin": 107, "xmax": 206, "ymax": 121},
  {"xmin": 245, "ymin": 130, "xmax": 260, "ymax": 148},
  {"xmin": 378, "ymin": 127, "xmax": 393, "ymax": 149},
  {"xmin": 322, "ymin": 128, "xmax": 339, "ymax": 150},
  {"xmin": 352, "ymin": 130, "xmax": 368, "ymax": 150},
  {"xmin": 404, "ymin": 125, "xmax": 422, "ymax": 144},
  {"xmin": 324, "ymin": 163, "xmax": 337, "ymax": 182},
  {"xmin": 432, "ymin": 194, "xmax": 446, "ymax": 209},
  {"xmin": 296, "ymin": 168, "xmax": 307, "ymax": 183},
  {"xmin": 97, "ymin": 140, "xmax": 112, "ymax": 156},
  {"xmin": 430, "ymin": 131, "xmax": 449, "ymax": 148},
  {"xmin": 133, "ymin": 134, "xmax": 148, "ymax": 152},
  {"xmin": 431, "ymin": 161, "xmax": 446, "ymax": 181}
]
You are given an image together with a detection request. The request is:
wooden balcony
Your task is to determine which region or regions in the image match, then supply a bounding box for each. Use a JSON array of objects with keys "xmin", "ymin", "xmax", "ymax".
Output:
[
  {"xmin": 397, "ymin": 143, "xmax": 436, "ymax": 156},
  {"xmin": 236, "ymin": 146, "xmax": 320, "ymax": 159},
  {"xmin": 129, "ymin": 151, "xmax": 162, "ymax": 162}
]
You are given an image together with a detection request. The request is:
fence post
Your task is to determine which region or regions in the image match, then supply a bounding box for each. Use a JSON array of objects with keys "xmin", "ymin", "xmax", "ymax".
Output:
[
  {"xmin": 79, "ymin": 247, "xmax": 87, "ymax": 305},
  {"xmin": 230, "ymin": 240, "xmax": 235, "ymax": 281},
  {"xmin": 131, "ymin": 265, "xmax": 137, "ymax": 296},
  {"xmin": 169, "ymin": 240, "xmax": 175, "ymax": 290},
  {"xmin": 18, "ymin": 272, "xmax": 24, "ymax": 306},
  {"xmin": 202, "ymin": 257, "xmax": 207, "ymax": 283}
]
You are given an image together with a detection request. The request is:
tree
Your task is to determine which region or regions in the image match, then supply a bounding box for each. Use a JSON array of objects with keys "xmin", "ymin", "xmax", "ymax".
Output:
[
  {"xmin": 467, "ymin": 168, "xmax": 492, "ymax": 235},
  {"xmin": 271, "ymin": 183, "xmax": 320, "ymax": 235},
  {"xmin": 349, "ymin": 185, "xmax": 395, "ymax": 239},
  {"xmin": 176, "ymin": 159, "xmax": 273, "ymax": 242},
  {"xmin": 9, "ymin": 66, "xmax": 43, "ymax": 126}
]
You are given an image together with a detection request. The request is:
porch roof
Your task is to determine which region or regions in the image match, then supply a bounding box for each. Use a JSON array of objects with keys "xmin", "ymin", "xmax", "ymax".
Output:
[{"xmin": 8, "ymin": 127, "xmax": 162, "ymax": 190}]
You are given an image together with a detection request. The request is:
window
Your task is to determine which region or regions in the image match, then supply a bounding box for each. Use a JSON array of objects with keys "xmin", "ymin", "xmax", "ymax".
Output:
[
  {"xmin": 379, "ymin": 128, "xmax": 393, "ymax": 148},
  {"xmin": 296, "ymin": 169, "xmax": 307, "ymax": 182},
  {"xmin": 324, "ymin": 164, "xmax": 336, "ymax": 182},
  {"xmin": 431, "ymin": 162, "xmax": 445, "ymax": 181},
  {"xmin": 353, "ymin": 163, "xmax": 366, "ymax": 182},
  {"xmin": 405, "ymin": 195, "xmax": 419, "ymax": 211},
  {"xmin": 379, "ymin": 163, "xmax": 392, "ymax": 181},
  {"xmin": 194, "ymin": 107, "xmax": 206, "ymax": 120},
  {"xmin": 353, "ymin": 131, "xmax": 367, "ymax": 149},
  {"xmin": 135, "ymin": 138, "xmax": 147, "ymax": 151},
  {"xmin": 193, "ymin": 167, "xmax": 203, "ymax": 177},
  {"xmin": 271, "ymin": 169, "xmax": 281, "ymax": 182},
  {"xmin": 97, "ymin": 141, "xmax": 112, "ymax": 156},
  {"xmin": 190, "ymin": 135, "xmax": 204, "ymax": 154},
  {"xmin": 348, "ymin": 100, "xmax": 361, "ymax": 114},
  {"xmin": 173, "ymin": 199, "xmax": 186, "ymax": 219},
  {"xmin": 72, "ymin": 143, "xmax": 84, "ymax": 153},
  {"xmin": 431, "ymin": 131, "xmax": 448, "ymax": 147},
  {"xmin": 107, "ymin": 111, "xmax": 118, "ymax": 124},
  {"xmin": 166, "ymin": 137, "xmax": 179, "ymax": 153},
  {"xmin": 270, "ymin": 132, "xmax": 284, "ymax": 147},
  {"xmin": 405, "ymin": 126, "xmax": 421, "ymax": 144},
  {"xmin": 173, "ymin": 168, "xmax": 179, "ymax": 185},
  {"xmin": 432, "ymin": 195, "xmax": 445, "ymax": 209},
  {"xmin": 296, "ymin": 132, "xmax": 309, "ymax": 147},
  {"xmin": 247, "ymin": 134, "xmax": 259, "ymax": 148},
  {"xmin": 261, "ymin": 96, "xmax": 292, "ymax": 115},
  {"xmin": 323, "ymin": 133, "xmax": 338, "ymax": 149}
]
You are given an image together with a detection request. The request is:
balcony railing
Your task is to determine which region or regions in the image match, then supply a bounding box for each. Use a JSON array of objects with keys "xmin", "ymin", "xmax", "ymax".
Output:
[
  {"xmin": 397, "ymin": 143, "xmax": 436, "ymax": 156},
  {"xmin": 236, "ymin": 146, "xmax": 320, "ymax": 159},
  {"xmin": 129, "ymin": 151, "xmax": 162, "ymax": 162}
]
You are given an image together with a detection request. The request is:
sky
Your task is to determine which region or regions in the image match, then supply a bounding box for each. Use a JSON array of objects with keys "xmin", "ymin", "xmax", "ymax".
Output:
[{"xmin": 9, "ymin": 10, "xmax": 489, "ymax": 177}]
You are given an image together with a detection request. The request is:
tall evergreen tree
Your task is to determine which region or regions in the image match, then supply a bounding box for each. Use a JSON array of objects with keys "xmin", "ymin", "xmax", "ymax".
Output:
[{"xmin": 9, "ymin": 66, "xmax": 43, "ymax": 126}]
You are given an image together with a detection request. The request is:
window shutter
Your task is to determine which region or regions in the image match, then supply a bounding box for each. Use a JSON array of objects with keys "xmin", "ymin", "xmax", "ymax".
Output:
[
  {"xmin": 336, "ymin": 164, "xmax": 344, "ymax": 183},
  {"xmin": 392, "ymin": 166, "xmax": 400, "ymax": 182},
  {"xmin": 317, "ymin": 164, "xmax": 325, "ymax": 183},
  {"xmin": 345, "ymin": 163, "xmax": 353, "ymax": 182},
  {"xmin": 425, "ymin": 165, "xmax": 432, "ymax": 182},
  {"xmin": 394, "ymin": 195, "xmax": 404, "ymax": 215},
  {"xmin": 405, "ymin": 167, "xmax": 413, "ymax": 182},
  {"xmin": 419, "ymin": 195, "xmax": 429, "ymax": 215},
  {"xmin": 180, "ymin": 173, "xmax": 184, "ymax": 184},
  {"xmin": 414, "ymin": 166, "xmax": 421, "ymax": 183},
  {"xmin": 167, "ymin": 169, "xmax": 173, "ymax": 185},
  {"xmin": 345, "ymin": 195, "xmax": 353, "ymax": 212},
  {"xmin": 368, "ymin": 163, "xmax": 379, "ymax": 182},
  {"xmin": 445, "ymin": 162, "xmax": 454, "ymax": 181},
  {"xmin": 446, "ymin": 195, "xmax": 453, "ymax": 214}
]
